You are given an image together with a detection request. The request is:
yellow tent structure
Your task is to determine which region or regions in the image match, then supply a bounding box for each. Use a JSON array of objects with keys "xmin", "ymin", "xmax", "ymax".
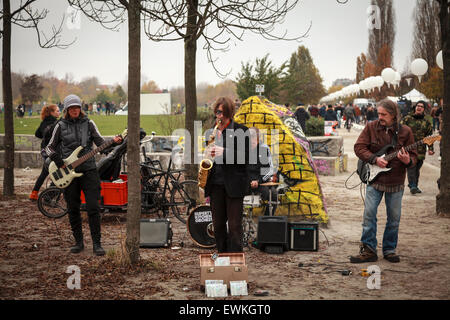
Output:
[{"xmin": 234, "ymin": 96, "xmax": 329, "ymax": 224}]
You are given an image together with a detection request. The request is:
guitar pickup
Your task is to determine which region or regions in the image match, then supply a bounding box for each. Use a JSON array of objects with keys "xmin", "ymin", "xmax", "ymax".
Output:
[{"xmin": 63, "ymin": 167, "xmax": 70, "ymax": 175}]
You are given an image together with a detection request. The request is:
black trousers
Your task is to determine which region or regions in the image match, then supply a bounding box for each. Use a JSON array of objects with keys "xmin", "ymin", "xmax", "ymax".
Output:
[
  {"xmin": 33, "ymin": 165, "xmax": 49, "ymax": 192},
  {"xmin": 407, "ymin": 159, "xmax": 424, "ymax": 189},
  {"xmin": 209, "ymin": 184, "xmax": 244, "ymax": 253},
  {"xmin": 64, "ymin": 169, "xmax": 102, "ymax": 244}
]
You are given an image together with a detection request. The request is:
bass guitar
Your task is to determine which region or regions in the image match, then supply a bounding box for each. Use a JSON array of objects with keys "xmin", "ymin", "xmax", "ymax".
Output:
[
  {"xmin": 357, "ymin": 134, "xmax": 441, "ymax": 184},
  {"xmin": 49, "ymin": 129, "xmax": 127, "ymax": 188}
]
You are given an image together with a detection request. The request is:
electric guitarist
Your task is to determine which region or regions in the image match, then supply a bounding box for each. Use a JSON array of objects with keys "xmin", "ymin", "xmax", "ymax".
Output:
[
  {"xmin": 351, "ymin": 99, "xmax": 417, "ymax": 264},
  {"xmin": 45, "ymin": 94, "xmax": 123, "ymax": 256}
]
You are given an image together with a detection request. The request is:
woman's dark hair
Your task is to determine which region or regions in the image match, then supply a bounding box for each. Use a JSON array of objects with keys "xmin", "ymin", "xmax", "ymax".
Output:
[{"xmin": 213, "ymin": 96, "xmax": 235, "ymax": 119}]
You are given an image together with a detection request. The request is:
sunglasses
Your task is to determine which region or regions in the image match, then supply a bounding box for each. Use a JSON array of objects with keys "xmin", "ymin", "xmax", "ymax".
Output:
[{"xmin": 215, "ymin": 109, "xmax": 223, "ymax": 115}]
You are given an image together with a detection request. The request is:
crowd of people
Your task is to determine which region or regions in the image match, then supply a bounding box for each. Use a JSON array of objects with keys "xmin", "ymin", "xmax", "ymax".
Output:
[
  {"xmin": 292, "ymin": 101, "xmax": 381, "ymax": 133},
  {"xmin": 16, "ymin": 100, "xmax": 122, "ymax": 117}
]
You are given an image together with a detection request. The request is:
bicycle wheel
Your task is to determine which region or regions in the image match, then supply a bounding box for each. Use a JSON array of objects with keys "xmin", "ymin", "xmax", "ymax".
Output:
[
  {"xmin": 170, "ymin": 180, "xmax": 202, "ymax": 224},
  {"xmin": 37, "ymin": 187, "xmax": 68, "ymax": 218}
]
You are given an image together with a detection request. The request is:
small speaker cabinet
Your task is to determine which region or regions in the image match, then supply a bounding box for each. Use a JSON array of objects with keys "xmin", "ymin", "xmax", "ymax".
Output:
[
  {"xmin": 140, "ymin": 218, "xmax": 172, "ymax": 248},
  {"xmin": 289, "ymin": 221, "xmax": 319, "ymax": 251},
  {"xmin": 256, "ymin": 216, "xmax": 289, "ymax": 252}
]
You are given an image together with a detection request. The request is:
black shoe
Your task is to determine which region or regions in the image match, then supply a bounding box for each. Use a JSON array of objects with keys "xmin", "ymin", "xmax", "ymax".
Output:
[
  {"xmin": 410, "ymin": 187, "xmax": 419, "ymax": 194},
  {"xmin": 70, "ymin": 242, "xmax": 84, "ymax": 254},
  {"xmin": 384, "ymin": 253, "xmax": 400, "ymax": 263},
  {"xmin": 350, "ymin": 244, "xmax": 378, "ymax": 263},
  {"xmin": 93, "ymin": 243, "xmax": 105, "ymax": 256}
]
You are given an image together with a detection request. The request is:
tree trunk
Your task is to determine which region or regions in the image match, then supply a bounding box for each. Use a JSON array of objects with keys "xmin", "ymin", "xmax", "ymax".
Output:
[
  {"xmin": 436, "ymin": 0, "xmax": 449, "ymax": 215},
  {"xmin": 2, "ymin": 0, "xmax": 14, "ymax": 196},
  {"xmin": 184, "ymin": 0, "xmax": 199, "ymax": 181},
  {"xmin": 125, "ymin": 0, "xmax": 141, "ymax": 264}
]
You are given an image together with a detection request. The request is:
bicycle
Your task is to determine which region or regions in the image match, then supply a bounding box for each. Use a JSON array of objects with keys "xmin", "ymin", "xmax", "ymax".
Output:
[
  {"xmin": 140, "ymin": 147, "xmax": 202, "ymax": 224},
  {"xmin": 37, "ymin": 141, "xmax": 203, "ymax": 224}
]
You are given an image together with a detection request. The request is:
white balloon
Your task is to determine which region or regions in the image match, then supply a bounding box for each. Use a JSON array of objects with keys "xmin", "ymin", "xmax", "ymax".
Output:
[
  {"xmin": 411, "ymin": 58, "xmax": 428, "ymax": 76},
  {"xmin": 375, "ymin": 76, "xmax": 384, "ymax": 88},
  {"xmin": 381, "ymin": 68, "xmax": 396, "ymax": 83},
  {"xmin": 436, "ymin": 50, "xmax": 443, "ymax": 70}
]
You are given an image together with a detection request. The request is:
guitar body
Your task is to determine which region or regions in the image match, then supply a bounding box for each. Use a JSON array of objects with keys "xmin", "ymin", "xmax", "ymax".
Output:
[
  {"xmin": 357, "ymin": 134, "xmax": 441, "ymax": 184},
  {"xmin": 357, "ymin": 144, "xmax": 393, "ymax": 184},
  {"xmin": 48, "ymin": 146, "xmax": 84, "ymax": 188},
  {"xmin": 357, "ymin": 155, "xmax": 392, "ymax": 184}
]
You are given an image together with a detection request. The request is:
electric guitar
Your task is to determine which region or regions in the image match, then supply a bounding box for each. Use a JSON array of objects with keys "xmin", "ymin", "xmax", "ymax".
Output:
[
  {"xmin": 49, "ymin": 129, "xmax": 127, "ymax": 188},
  {"xmin": 357, "ymin": 134, "xmax": 441, "ymax": 184}
]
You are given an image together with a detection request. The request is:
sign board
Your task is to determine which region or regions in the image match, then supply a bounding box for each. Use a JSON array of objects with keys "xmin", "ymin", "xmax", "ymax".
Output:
[{"xmin": 255, "ymin": 84, "xmax": 265, "ymax": 95}]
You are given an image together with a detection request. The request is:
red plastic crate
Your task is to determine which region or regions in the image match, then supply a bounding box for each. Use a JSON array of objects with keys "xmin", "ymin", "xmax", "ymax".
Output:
[{"xmin": 81, "ymin": 180, "xmax": 128, "ymax": 206}]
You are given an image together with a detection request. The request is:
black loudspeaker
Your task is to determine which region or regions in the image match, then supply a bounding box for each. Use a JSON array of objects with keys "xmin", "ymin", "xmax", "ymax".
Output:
[
  {"xmin": 140, "ymin": 218, "xmax": 173, "ymax": 248},
  {"xmin": 289, "ymin": 221, "xmax": 319, "ymax": 251},
  {"xmin": 256, "ymin": 216, "xmax": 289, "ymax": 252}
]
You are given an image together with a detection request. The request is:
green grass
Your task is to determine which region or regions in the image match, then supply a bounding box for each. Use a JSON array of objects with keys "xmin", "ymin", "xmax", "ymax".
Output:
[{"xmin": 0, "ymin": 114, "xmax": 186, "ymax": 136}]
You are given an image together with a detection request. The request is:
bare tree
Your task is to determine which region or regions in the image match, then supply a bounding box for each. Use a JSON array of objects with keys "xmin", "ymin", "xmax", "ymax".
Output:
[
  {"xmin": 67, "ymin": 0, "xmax": 142, "ymax": 264},
  {"xmin": 435, "ymin": 0, "xmax": 449, "ymax": 215},
  {"xmin": 1, "ymin": 0, "xmax": 74, "ymax": 196},
  {"xmin": 139, "ymin": 0, "xmax": 308, "ymax": 180},
  {"xmin": 411, "ymin": 0, "xmax": 441, "ymax": 70},
  {"xmin": 367, "ymin": 0, "xmax": 396, "ymax": 68}
]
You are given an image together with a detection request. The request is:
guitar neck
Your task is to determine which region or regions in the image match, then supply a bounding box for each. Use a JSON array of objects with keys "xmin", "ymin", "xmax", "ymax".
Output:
[
  {"xmin": 384, "ymin": 140, "xmax": 422, "ymax": 161},
  {"xmin": 71, "ymin": 139, "xmax": 115, "ymax": 168}
]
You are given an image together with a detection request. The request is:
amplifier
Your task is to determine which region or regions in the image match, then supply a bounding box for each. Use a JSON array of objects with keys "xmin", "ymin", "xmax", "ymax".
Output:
[
  {"xmin": 256, "ymin": 216, "xmax": 289, "ymax": 252},
  {"xmin": 140, "ymin": 218, "xmax": 173, "ymax": 248},
  {"xmin": 289, "ymin": 221, "xmax": 319, "ymax": 251}
]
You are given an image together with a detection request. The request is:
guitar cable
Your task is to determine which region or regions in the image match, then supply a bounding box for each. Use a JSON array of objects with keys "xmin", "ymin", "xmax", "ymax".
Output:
[{"xmin": 344, "ymin": 170, "xmax": 366, "ymax": 206}]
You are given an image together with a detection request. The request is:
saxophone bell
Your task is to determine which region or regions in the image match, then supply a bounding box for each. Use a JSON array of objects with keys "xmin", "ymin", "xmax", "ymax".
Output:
[{"xmin": 198, "ymin": 120, "xmax": 221, "ymax": 188}]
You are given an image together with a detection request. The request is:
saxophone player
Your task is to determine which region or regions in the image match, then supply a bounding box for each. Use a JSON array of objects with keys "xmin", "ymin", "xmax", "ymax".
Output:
[{"xmin": 203, "ymin": 97, "xmax": 250, "ymax": 253}]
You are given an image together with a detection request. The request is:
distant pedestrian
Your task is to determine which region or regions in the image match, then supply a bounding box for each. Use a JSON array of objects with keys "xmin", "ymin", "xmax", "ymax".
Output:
[
  {"xmin": 324, "ymin": 105, "xmax": 337, "ymax": 121},
  {"xmin": 294, "ymin": 102, "xmax": 310, "ymax": 133}
]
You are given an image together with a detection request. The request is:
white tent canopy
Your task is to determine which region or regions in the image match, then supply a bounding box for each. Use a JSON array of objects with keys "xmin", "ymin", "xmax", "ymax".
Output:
[{"xmin": 403, "ymin": 89, "xmax": 429, "ymax": 103}]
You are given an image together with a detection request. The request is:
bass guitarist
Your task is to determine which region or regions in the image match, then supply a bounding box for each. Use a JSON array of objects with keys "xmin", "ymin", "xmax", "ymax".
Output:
[
  {"xmin": 45, "ymin": 94, "xmax": 122, "ymax": 256},
  {"xmin": 350, "ymin": 99, "xmax": 417, "ymax": 264}
]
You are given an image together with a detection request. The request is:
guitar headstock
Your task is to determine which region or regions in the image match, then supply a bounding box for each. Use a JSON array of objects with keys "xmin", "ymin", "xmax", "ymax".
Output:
[{"xmin": 423, "ymin": 134, "xmax": 441, "ymax": 146}]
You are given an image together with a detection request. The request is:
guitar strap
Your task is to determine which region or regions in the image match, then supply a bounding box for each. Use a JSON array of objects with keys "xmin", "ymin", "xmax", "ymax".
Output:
[{"xmin": 392, "ymin": 123, "xmax": 402, "ymax": 149}]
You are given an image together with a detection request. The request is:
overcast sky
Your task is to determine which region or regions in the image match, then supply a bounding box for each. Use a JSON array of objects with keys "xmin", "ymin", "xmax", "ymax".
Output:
[{"xmin": 8, "ymin": 0, "xmax": 417, "ymax": 91}]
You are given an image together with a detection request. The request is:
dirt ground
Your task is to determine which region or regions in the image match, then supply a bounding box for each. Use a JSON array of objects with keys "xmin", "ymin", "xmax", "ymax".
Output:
[{"xmin": 0, "ymin": 127, "xmax": 449, "ymax": 301}]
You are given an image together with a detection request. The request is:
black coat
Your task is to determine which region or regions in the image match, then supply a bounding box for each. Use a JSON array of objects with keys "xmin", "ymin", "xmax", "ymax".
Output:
[
  {"xmin": 35, "ymin": 115, "xmax": 58, "ymax": 149},
  {"xmin": 324, "ymin": 109, "xmax": 338, "ymax": 121},
  {"xmin": 204, "ymin": 120, "xmax": 250, "ymax": 198},
  {"xmin": 294, "ymin": 107, "xmax": 310, "ymax": 132}
]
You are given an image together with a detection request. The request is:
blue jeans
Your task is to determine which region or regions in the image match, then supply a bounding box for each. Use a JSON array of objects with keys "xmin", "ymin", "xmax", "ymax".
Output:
[{"xmin": 360, "ymin": 185, "xmax": 404, "ymax": 255}]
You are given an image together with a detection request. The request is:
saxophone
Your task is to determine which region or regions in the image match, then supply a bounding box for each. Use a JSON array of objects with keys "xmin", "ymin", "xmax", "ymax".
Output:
[{"xmin": 198, "ymin": 120, "xmax": 221, "ymax": 188}]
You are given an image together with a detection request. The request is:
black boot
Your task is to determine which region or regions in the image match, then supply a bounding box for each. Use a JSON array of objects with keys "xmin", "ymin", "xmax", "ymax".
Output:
[
  {"xmin": 93, "ymin": 243, "xmax": 105, "ymax": 256},
  {"xmin": 70, "ymin": 241, "xmax": 84, "ymax": 254},
  {"xmin": 89, "ymin": 213, "xmax": 105, "ymax": 256},
  {"xmin": 70, "ymin": 227, "xmax": 84, "ymax": 254}
]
